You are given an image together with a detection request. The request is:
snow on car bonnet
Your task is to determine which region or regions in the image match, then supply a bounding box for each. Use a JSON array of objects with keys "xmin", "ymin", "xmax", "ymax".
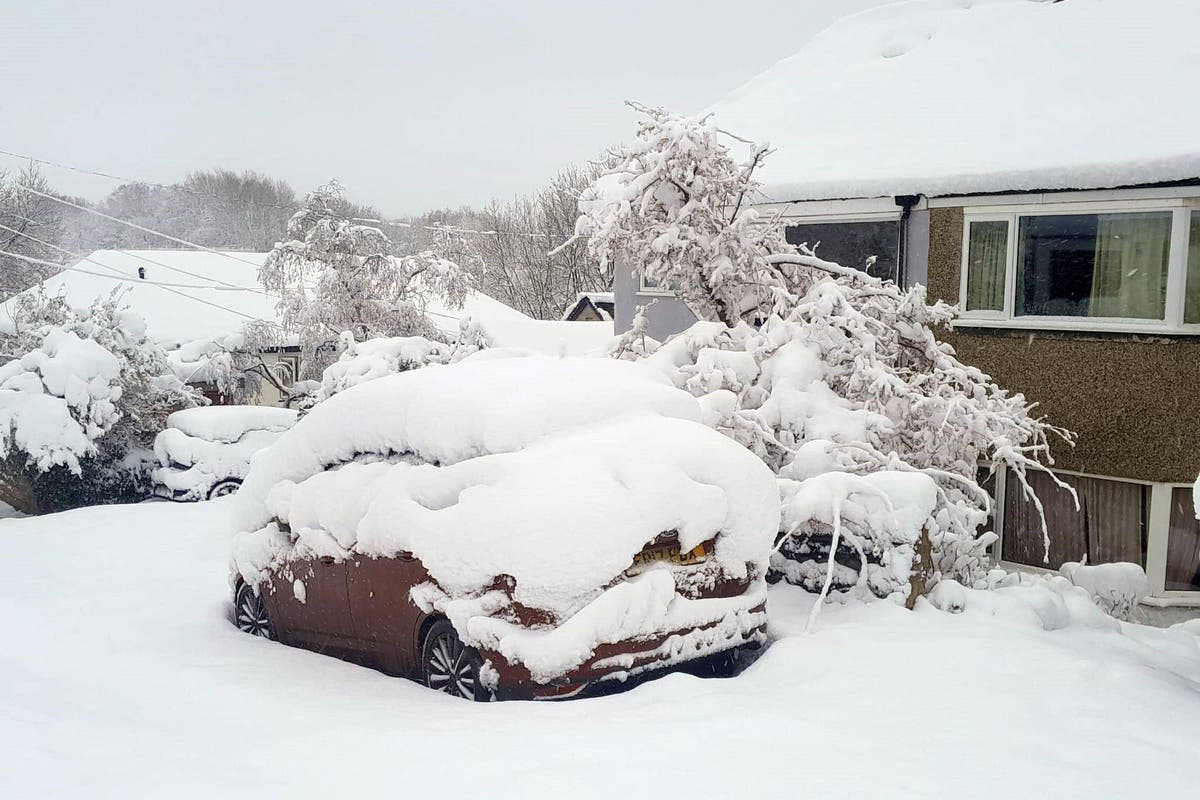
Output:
[
  {"xmin": 241, "ymin": 416, "xmax": 779, "ymax": 619},
  {"xmin": 232, "ymin": 356, "xmax": 701, "ymax": 534}
]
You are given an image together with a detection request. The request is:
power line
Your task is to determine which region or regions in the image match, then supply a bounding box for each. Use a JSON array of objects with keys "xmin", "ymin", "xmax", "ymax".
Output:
[
  {"xmin": 12, "ymin": 184, "xmax": 268, "ymax": 269},
  {"xmin": 0, "ymin": 146, "xmax": 579, "ymax": 245},
  {"xmin": 0, "ymin": 216, "xmax": 272, "ymax": 294}
]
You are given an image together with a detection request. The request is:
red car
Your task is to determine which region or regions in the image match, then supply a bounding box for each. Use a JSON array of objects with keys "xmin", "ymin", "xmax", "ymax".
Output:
[{"xmin": 231, "ymin": 356, "xmax": 779, "ymax": 700}]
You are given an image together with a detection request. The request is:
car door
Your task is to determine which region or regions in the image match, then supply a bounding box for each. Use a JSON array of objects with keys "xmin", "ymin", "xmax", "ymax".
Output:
[
  {"xmin": 266, "ymin": 556, "xmax": 357, "ymax": 655},
  {"xmin": 346, "ymin": 553, "xmax": 429, "ymax": 677}
]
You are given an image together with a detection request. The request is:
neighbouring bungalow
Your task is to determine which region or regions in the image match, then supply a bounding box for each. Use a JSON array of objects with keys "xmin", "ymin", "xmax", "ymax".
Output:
[
  {"xmin": 1, "ymin": 249, "xmax": 612, "ymax": 404},
  {"xmin": 616, "ymin": 0, "xmax": 1200, "ymax": 606},
  {"xmin": 561, "ymin": 292, "xmax": 615, "ymax": 322}
]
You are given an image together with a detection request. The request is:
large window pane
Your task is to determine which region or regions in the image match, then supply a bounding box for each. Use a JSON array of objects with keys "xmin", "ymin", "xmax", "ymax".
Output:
[
  {"xmin": 785, "ymin": 220, "xmax": 900, "ymax": 282},
  {"xmin": 1186, "ymin": 212, "xmax": 1200, "ymax": 324},
  {"xmin": 1016, "ymin": 212, "xmax": 1171, "ymax": 319},
  {"xmin": 1002, "ymin": 470, "xmax": 1147, "ymax": 568},
  {"xmin": 965, "ymin": 220, "xmax": 1008, "ymax": 311},
  {"xmin": 1166, "ymin": 487, "xmax": 1200, "ymax": 591}
]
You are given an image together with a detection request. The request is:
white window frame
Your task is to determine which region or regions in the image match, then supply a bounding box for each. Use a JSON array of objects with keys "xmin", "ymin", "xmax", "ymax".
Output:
[
  {"xmin": 956, "ymin": 198, "xmax": 1200, "ymax": 335},
  {"xmin": 636, "ymin": 273, "xmax": 679, "ymax": 297}
]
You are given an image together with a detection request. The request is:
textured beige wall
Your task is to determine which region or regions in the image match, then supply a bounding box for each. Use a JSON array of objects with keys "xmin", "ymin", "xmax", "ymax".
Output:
[{"xmin": 928, "ymin": 207, "xmax": 1200, "ymax": 483}]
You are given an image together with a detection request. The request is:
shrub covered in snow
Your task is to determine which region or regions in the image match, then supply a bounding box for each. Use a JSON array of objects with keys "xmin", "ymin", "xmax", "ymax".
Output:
[
  {"xmin": 0, "ymin": 288, "xmax": 202, "ymax": 514},
  {"xmin": 575, "ymin": 106, "xmax": 1073, "ymax": 606},
  {"xmin": 1059, "ymin": 561, "xmax": 1148, "ymax": 622}
]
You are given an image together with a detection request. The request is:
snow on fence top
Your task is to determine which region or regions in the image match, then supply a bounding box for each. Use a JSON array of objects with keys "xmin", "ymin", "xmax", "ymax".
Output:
[
  {"xmin": 711, "ymin": 0, "xmax": 1200, "ymax": 200},
  {"xmin": 231, "ymin": 354, "xmax": 702, "ymax": 533},
  {"xmin": 240, "ymin": 415, "xmax": 779, "ymax": 618}
]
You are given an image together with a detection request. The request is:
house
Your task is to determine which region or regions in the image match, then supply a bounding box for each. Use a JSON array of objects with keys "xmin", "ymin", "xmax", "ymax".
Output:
[
  {"xmin": 0, "ymin": 249, "xmax": 601, "ymax": 402},
  {"xmin": 562, "ymin": 292, "xmax": 615, "ymax": 322},
  {"xmin": 615, "ymin": 0, "xmax": 1200, "ymax": 605}
]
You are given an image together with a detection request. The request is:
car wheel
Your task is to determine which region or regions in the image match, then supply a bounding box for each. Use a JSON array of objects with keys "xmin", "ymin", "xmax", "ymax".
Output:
[
  {"xmin": 208, "ymin": 479, "xmax": 242, "ymax": 500},
  {"xmin": 234, "ymin": 581, "xmax": 274, "ymax": 640},
  {"xmin": 421, "ymin": 619, "xmax": 493, "ymax": 701},
  {"xmin": 695, "ymin": 646, "xmax": 742, "ymax": 679}
]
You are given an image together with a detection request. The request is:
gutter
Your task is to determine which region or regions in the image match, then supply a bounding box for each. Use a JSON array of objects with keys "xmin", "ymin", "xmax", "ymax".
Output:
[{"xmin": 894, "ymin": 194, "xmax": 922, "ymax": 287}]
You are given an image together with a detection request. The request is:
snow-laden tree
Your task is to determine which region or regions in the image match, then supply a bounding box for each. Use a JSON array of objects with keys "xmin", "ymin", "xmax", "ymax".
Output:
[
  {"xmin": 259, "ymin": 181, "xmax": 475, "ymax": 377},
  {"xmin": 575, "ymin": 105, "xmax": 1074, "ymax": 605},
  {"xmin": 0, "ymin": 289, "xmax": 202, "ymax": 513}
]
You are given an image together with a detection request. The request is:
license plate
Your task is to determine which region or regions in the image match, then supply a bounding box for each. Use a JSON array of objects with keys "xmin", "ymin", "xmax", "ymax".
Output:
[{"xmin": 629, "ymin": 542, "xmax": 708, "ymax": 569}]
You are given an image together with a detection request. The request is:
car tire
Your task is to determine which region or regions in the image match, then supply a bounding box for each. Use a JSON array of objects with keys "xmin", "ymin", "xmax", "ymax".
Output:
[
  {"xmin": 234, "ymin": 580, "xmax": 274, "ymax": 640},
  {"xmin": 695, "ymin": 646, "xmax": 742, "ymax": 679},
  {"xmin": 207, "ymin": 479, "xmax": 242, "ymax": 500},
  {"xmin": 421, "ymin": 619, "xmax": 494, "ymax": 701}
]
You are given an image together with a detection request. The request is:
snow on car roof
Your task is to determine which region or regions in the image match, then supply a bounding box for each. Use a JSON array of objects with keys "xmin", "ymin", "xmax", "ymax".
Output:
[
  {"xmin": 239, "ymin": 415, "xmax": 779, "ymax": 619},
  {"xmin": 710, "ymin": 0, "xmax": 1200, "ymax": 200},
  {"xmin": 167, "ymin": 405, "xmax": 298, "ymax": 443},
  {"xmin": 483, "ymin": 319, "xmax": 614, "ymax": 357},
  {"xmin": 231, "ymin": 354, "xmax": 703, "ymax": 534}
]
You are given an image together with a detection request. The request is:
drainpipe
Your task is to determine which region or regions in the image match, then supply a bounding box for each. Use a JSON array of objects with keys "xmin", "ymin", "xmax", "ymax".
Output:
[{"xmin": 894, "ymin": 194, "xmax": 921, "ymax": 287}]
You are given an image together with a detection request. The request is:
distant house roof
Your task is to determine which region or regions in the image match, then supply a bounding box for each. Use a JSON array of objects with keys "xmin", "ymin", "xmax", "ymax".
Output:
[
  {"xmin": 0, "ymin": 249, "xmax": 597, "ymax": 358},
  {"xmin": 561, "ymin": 292, "xmax": 615, "ymax": 322},
  {"xmin": 0, "ymin": 250, "xmax": 275, "ymax": 348},
  {"xmin": 710, "ymin": 0, "xmax": 1200, "ymax": 201}
]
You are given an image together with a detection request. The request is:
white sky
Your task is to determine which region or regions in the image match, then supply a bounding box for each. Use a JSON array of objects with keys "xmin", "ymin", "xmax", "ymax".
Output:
[{"xmin": 1, "ymin": 0, "xmax": 890, "ymax": 216}]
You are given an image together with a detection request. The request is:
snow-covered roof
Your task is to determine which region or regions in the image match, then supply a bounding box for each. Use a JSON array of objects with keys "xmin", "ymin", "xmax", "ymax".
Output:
[
  {"xmin": 561, "ymin": 292, "xmax": 615, "ymax": 322},
  {"xmin": 711, "ymin": 0, "xmax": 1200, "ymax": 200},
  {"xmin": 425, "ymin": 288, "xmax": 533, "ymax": 339},
  {"xmin": 0, "ymin": 249, "xmax": 544, "ymax": 353},
  {"xmin": 0, "ymin": 250, "xmax": 275, "ymax": 349}
]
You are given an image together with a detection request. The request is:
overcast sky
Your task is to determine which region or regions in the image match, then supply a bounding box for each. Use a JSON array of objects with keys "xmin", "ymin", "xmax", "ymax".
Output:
[{"xmin": 2, "ymin": 0, "xmax": 889, "ymax": 216}]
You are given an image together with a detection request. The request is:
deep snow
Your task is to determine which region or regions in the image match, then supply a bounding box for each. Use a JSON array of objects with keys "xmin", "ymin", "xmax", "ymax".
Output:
[{"xmin": 2, "ymin": 499, "xmax": 1198, "ymax": 799}]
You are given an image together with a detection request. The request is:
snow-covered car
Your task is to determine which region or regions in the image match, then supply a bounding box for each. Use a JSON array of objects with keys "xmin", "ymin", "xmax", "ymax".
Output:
[
  {"xmin": 230, "ymin": 353, "xmax": 779, "ymax": 700},
  {"xmin": 153, "ymin": 406, "xmax": 299, "ymax": 501}
]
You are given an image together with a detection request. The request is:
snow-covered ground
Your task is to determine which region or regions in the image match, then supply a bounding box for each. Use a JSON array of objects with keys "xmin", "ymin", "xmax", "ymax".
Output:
[{"xmin": 2, "ymin": 499, "xmax": 1198, "ymax": 799}]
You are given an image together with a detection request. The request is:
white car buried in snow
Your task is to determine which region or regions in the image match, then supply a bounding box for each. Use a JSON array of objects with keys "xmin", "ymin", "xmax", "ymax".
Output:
[
  {"xmin": 153, "ymin": 406, "xmax": 299, "ymax": 502},
  {"xmin": 229, "ymin": 353, "xmax": 780, "ymax": 700}
]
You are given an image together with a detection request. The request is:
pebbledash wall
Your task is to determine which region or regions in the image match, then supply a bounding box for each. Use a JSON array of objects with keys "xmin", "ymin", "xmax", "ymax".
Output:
[{"xmin": 927, "ymin": 206, "xmax": 1200, "ymax": 485}]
